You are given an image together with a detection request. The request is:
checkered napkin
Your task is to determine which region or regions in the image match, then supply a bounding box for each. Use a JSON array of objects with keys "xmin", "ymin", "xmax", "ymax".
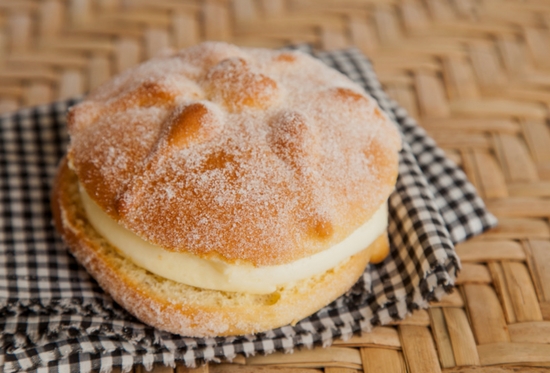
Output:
[{"xmin": 0, "ymin": 46, "xmax": 497, "ymax": 373}]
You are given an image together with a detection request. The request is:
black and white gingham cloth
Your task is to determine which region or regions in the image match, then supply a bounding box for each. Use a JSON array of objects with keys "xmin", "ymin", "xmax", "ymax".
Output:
[{"xmin": 0, "ymin": 47, "xmax": 497, "ymax": 373}]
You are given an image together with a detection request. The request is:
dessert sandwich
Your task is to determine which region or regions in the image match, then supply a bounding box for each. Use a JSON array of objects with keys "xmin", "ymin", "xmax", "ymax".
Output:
[{"xmin": 52, "ymin": 42, "xmax": 402, "ymax": 337}]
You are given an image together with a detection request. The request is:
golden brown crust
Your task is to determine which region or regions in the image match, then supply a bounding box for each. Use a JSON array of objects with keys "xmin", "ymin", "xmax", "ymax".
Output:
[
  {"xmin": 52, "ymin": 159, "xmax": 389, "ymax": 337},
  {"xmin": 66, "ymin": 42, "xmax": 401, "ymax": 267}
]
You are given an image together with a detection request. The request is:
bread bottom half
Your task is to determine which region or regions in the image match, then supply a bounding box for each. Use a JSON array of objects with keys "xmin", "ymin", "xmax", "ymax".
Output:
[{"xmin": 51, "ymin": 158, "xmax": 390, "ymax": 337}]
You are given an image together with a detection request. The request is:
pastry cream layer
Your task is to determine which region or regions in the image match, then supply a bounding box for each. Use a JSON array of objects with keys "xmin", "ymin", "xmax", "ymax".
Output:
[{"xmin": 80, "ymin": 186, "xmax": 388, "ymax": 294}]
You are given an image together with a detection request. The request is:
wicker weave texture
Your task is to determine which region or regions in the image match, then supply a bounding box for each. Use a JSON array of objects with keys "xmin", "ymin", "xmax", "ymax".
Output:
[{"xmin": 2, "ymin": 0, "xmax": 550, "ymax": 372}]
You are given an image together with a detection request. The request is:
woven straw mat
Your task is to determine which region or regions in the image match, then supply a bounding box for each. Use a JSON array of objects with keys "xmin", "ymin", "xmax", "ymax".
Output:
[{"xmin": 1, "ymin": 0, "xmax": 550, "ymax": 372}]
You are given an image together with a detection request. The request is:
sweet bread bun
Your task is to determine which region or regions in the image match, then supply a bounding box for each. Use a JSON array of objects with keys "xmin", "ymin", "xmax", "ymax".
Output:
[{"xmin": 52, "ymin": 42, "xmax": 401, "ymax": 336}]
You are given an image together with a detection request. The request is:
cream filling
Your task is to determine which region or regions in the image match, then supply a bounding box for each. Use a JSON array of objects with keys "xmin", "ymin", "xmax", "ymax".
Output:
[{"xmin": 80, "ymin": 186, "xmax": 388, "ymax": 294}]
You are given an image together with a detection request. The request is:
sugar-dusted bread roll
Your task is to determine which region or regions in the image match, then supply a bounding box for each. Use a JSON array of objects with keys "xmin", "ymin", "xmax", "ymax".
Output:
[{"xmin": 52, "ymin": 42, "xmax": 401, "ymax": 337}]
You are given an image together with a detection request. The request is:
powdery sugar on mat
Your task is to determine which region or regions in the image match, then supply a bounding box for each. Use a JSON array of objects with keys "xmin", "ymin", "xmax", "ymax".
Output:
[{"xmin": 0, "ymin": 46, "xmax": 497, "ymax": 373}]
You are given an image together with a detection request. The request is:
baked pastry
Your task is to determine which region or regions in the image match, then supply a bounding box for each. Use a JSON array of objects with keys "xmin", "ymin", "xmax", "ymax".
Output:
[{"xmin": 52, "ymin": 42, "xmax": 401, "ymax": 337}]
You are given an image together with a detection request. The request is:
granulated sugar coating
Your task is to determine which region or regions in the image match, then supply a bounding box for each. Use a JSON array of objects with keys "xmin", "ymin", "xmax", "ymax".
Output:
[{"xmin": 67, "ymin": 42, "xmax": 401, "ymax": 267}]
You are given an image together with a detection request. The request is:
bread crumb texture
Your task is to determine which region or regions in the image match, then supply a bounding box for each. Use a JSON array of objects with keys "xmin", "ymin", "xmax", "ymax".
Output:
[{"xmin": 67, "ymin": 41, "xmax": 401, "ymax": 266}]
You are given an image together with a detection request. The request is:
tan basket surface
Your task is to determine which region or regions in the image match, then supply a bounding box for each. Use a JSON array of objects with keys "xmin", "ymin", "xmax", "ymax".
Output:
[{"xmin": 2, "ymin": 0, "xmax": 550, "ymax": 372}]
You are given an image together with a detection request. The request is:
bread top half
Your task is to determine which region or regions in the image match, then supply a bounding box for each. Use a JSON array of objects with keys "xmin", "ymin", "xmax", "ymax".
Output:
[{"xmin": 67, "ymin": 42, "xmax": 401, "ymax": 267}]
